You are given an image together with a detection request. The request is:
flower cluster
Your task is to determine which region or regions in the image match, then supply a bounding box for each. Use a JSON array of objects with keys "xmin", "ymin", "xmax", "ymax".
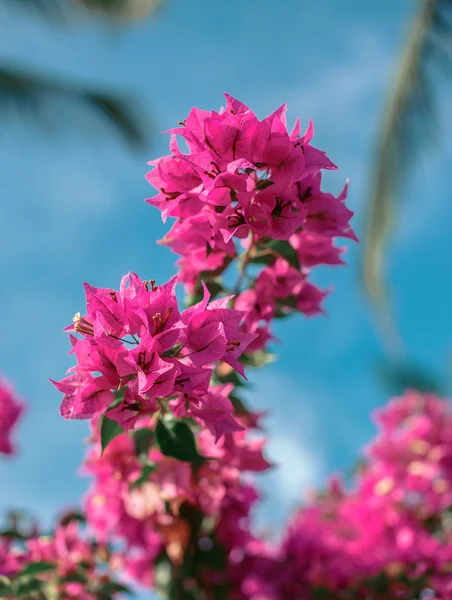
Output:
[
  {"xmin": 0, "ymin": 519, "xmax": 127, "ymax": 599},
  {"xmin": 234, "ymin": 391, "xmax": 452, "ymax": 599},
  {"xmin": 44, "ymin": 94, "xmax": 369, "ymax": 600},
  {"xmin": 83, "ymin": 415, "xmax": 271, "ymax": 595},
  {"xmin": 0, "ymin": 374, "xmax": 25, "ymax": 456},
  {"xmin": 52, "ymin": 272, "xmax": 256, "ymax": 436},
  {"xmin": 235, "ymin": 257, "xmax": 328, "ymax": 347},
  {"xmin": 146, "ymin": 94, "xmax": 355, "ymax": 343}
]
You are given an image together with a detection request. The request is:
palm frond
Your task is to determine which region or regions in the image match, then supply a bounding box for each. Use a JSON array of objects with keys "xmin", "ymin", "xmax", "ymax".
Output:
[
  {"xmin": 2, "ymin": 0, "xmax": 166, "ymax": 21},
  {"xmin": 0, "ymin": 62, "xmax": 146, "ymax": 148},
  {"xmin": 377, "ymin": 358, "xmax": 443, "ymax": 395},
  {"xmin": 76, "ymin": 0, "xmax": 166, "ymax": 20},
  {"xmin": 362, "ymin": 0, "xmax": 452, "ymax": 354}
]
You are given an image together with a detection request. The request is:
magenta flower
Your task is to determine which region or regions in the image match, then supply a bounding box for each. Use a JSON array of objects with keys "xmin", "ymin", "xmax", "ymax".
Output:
[
  {"xmin": 53, "ymin": 272, "xmax": 255, "ymax": 439},
  {"xmin": 0, "ymin": 374, "xmax": 25, "ymax": 456},
  {"xmin": 146, "ymin": 93, "xmax": 356, "ymax": 281}
]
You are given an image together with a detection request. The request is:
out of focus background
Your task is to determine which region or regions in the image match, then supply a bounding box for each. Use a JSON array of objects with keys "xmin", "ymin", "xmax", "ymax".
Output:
[{"xmin": 1, "ymin": 0, "xmax": 452, "ymax": 532}]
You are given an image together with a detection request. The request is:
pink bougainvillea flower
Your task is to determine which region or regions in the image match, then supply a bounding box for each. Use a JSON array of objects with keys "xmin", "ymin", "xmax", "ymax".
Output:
[
  {"xmin": 146, "ymin": 94, "xmax": 355, "ymax": 279},
  {"xmin": 53, "ymin": 272, "xmax": 254, "ymax": 439},
  {"xmin": 0, "ymin": 374, "xmax": 25, "ymax": 456}
]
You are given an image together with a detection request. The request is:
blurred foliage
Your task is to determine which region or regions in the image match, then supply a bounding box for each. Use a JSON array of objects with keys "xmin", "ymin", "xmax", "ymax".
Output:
[
  {"xmin": 77, "ymin": 0, "xmax": 166, "ymax": 21},
  {"xmin": 0, "ymin": 0, "xmax": 168, "ymax": 146},
  {"xmin": 377, "ymin": 358, "xmax": 443, "ymax": 396},
  {"xmin": 0, "ymin": 63, "xmax": 146, "ymax": 147},
  {"xmin": 9, "ymin": 0, "xmax": 166, "ymax": 20},
  {"xmin": 363, "ymin": 0, "xmax": 452, "ymax": 340}
]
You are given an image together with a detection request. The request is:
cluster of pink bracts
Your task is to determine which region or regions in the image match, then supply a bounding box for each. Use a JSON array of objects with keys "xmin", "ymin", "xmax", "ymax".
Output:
[
  {"xmin": 148, "ymin": 94, "xmax": 354, "ymax": 347},
  {"xmin": 2, "ymin": 96, "xmax": 449, "ymax": 599},
  {"xmin": 50, "ymin": 272, "xmax": 256, "ymax": 438},
  {"xmin": 3, "ymin": 371, "xmax": 452, "ymax": 599},
  {"xmin": 82, "ymin": 391, "xmax": 452, "ymax": 599},
  {"xmin": 0, "ymin": 375, "xmax": 24, "ymax": 456}
]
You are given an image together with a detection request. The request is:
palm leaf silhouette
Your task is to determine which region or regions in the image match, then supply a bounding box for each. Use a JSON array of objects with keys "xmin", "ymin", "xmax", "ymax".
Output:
[
  {"xmin": 0, "ymin": 62, "xmax": 146, "ymax": 147},
  {"xmin": 362, "ymin": 0, "xmax": 452, "ymax": 356},
  {"xmin": 7, "ymin": 0, "xmax": 165, "ymax": 20},
  {"xmin": 0, "ymin": 0, "xmax": 166, "ymax": 146}
]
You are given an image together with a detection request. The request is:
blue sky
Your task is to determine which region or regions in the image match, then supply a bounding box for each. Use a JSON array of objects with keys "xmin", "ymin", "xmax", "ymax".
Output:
[{"xmin": 1, "ymin": 0, "xmax": 452, "ymax": 542}]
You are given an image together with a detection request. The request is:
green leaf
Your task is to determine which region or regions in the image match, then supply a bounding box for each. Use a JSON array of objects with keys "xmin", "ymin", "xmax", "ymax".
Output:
[
  {"xmin": 267, "ymin": 239, "xmax": 300, "ymax": 270},
  {"xmin": 186, "ymin": 278, "xmax": 225, "ymax": 307},
  {"xmin": 131, "ymin": 462, "xmax": 157, "ymax": 488},
  {"xmin": 0, "ymin": 575, "xmax": 11, "ymax": 597},
  {"xmin": 96, "ymin": 581, "xmax": 132, "ymax": 595},
  {"xmin": 249, "ymin": 252, "xmax": 274, "ymax": 267},
  {"xmin": 240, "ymin": 350, "xmax": 276, "ymax": 369},
  {"xmin": 20, "ymin": 561, "xmax": 55, "ymax": 577},
  {"xmin": 198, "ymin": 538, "xmax": 227, "ymax": 571},
  {"xmin": 15, "ymin": 577, "xmax": 47, "ymax": 597},
  {"xmin": 0, "ymin": 528, "xmax": 26, "ymax": 540},
  {"xmin": 229, "ymin": 394, "xmax": 250, "ymax": 417},
  {"xmin": 311, "ymin": 588, "xmax": 331, "ymax": 599},
  {"xmin": 100, "ymin": 416, "xmax": 125, "ymax": 456},
  {"xmin": 59, "ymin": 572, "xmax": 88, "ymax": 584},
  {"xmin": 275, "ymin": 295, "xmax": 298, "ymax": 317},
  {"xmin": 132, "ymin": 427, "xmax": 154, "ymax": 458},
  {"xmin": 59, "ymin": 510, "xmax": 86, "ymax": 527},
  {"xmin": 255, "ymin": 179, "xmax": 274, "ymax": 191},
  {"xmin": 377, "ymin": 360, "xmax": 442, "ymax": 395},
  {"xmin": 156, "ymin": 417, "xmax": 204, "ymax": 464},
  {"xmin": 274, "ymin": 306, "xmax": 292, "ymax": 319},
  {"xmin": 249, "ymin": 239, "xmax": 300, "ymax": 270},
  {"xmin": 105, "ymin": 389, "xmax": 125, "ymax": 412},
  {"xmin": 213, "ymin": 368, "xmax": 246, "ymax": 388}
]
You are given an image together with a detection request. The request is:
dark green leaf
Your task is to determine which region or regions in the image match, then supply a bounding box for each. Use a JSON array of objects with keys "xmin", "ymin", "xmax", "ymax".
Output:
[
  {"xmin": 240, "ymin": 350, "xmax": 276, "ymax": 369},
  {"xmin": 20, "ymin": 561, "xmax": 55, "ymax": 577},
  {"xmin": 156, "ymin": 417, "xmax": 204, "ymax": 464},
  {"xmin": 255, "ymin": 179, "xmax": 274, "ymax": 191},
  {"xmin": 249, "ymin": 252, "xmax": 274, "ymax": 267},
  {"xmin": 311, "ymin": 588, "xmax": 331, "ymax": 600},
  {"xmin": 267, "ymin": 239, "xmax": 300, "ymax": 270},
  {"xmin": 132, "ymin": 427, "xmax": 154, "ymax": 458},
  {"xmin": 104, "ymin": 389, "xmax": 125, "ymax": 412},
  {"xmin": 0, "ymin": 575, "xmax": 11, "ymax": 597},
  {"xmin": 203, "ymin": 279, "xmax": 224, "ymax": 300},
  {"xmin": 377, "ymin": 359, "xmax": 442, "ymax": 395},
  {"xmin": 131, "ymin": 462, "xmax": 157, "ymax": 488},
  {"xmin": 229, "ymin": 394, "xmax": 250, "ymax": 417},
  {"xmin": 198, "ymin": 539, "xmax": 227, "ymax": 571},
  {"xmin": 249, "ymin": 239, "xmax": 300, "ymax": 270},
  {"xmin": 59, "ymin": 572, "xmax": 88, "ymax": 584},
  {"xmin": 186, "ymin": 278, "xmax": 225, "ymax": 307},
  {"xmin": 214, "ymin": 368, "xmax": 246, "ymax": 388},
  {"xmin": 59, "ymin": 510, "xmax": 86, "ymax": 527},
  {"xmin": 274, "ymin": 306, "xmax": 292, "ymax": 319},
  {"xmin": 0, "ymin": 528, "xmax": 26, "ymax": 541},
  {"xmin": 96, "ymin": 581, "xmax": 132, "ymax": 595},
  {"xmin": 100, "ymin": 416, "xmax": 125, "ymax": 456}
]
